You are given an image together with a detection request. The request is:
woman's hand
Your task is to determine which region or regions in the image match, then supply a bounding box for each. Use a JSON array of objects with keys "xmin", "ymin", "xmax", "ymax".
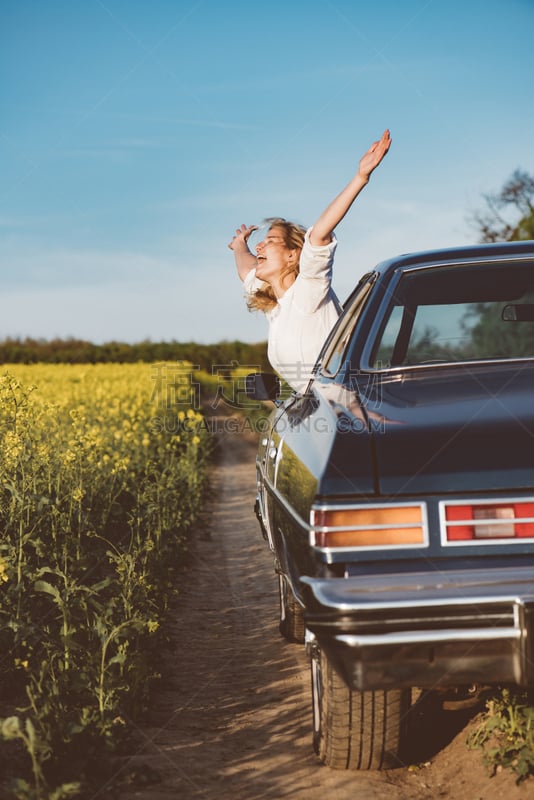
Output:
[
  {"xmin": 358, "ymin": 129, "xmax": 392, "ymax": 181},
  {"xmin": 228, "ymin": 224, "xmax": 258, "ymax": 251},
  {"xmin": 229, "ymin": 224, "xmax": 260, "ymax": 281}
]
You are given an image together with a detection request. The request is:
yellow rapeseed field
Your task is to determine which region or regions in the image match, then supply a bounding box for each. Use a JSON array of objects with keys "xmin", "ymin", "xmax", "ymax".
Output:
[{"xmin": 0, "ymin": 363, "xmax": 210, "ymax": 799}]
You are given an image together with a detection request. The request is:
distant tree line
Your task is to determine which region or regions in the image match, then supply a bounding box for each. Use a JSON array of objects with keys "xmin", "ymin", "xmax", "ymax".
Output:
[{"xmin": 0, "ymin": 337, "xmax": 270, "ymax": 371}]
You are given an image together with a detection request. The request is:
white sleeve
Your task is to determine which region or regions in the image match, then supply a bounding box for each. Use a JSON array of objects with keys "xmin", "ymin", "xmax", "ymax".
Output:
[
  {"xmin": 298, "ymin": 227, "xmax": 337, "ymax": 281},
  {"xmin": 242, "ymin": 267, "xmax": 263, "ymax": 298},
  {"xmin": 291, "ymin": 228, "xmax": 338, "ymax": 313}
]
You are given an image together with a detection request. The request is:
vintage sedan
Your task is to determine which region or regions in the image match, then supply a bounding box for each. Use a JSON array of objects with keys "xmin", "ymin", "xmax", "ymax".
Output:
[{"xmin": 246, "ymin": 239, "xmax": 534, "ymax": 770}]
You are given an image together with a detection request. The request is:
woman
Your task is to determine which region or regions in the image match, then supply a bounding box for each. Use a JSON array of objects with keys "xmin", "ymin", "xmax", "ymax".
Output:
[{"xmin": 229, "ymin": 129, "xmax": 391, "ymax": 391}]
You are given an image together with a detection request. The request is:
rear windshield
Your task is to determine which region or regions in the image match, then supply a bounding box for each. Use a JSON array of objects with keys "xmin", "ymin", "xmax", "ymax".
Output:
[{"xmin": 372, "ymin": 259, "xmax": 534, "ymax": 368}]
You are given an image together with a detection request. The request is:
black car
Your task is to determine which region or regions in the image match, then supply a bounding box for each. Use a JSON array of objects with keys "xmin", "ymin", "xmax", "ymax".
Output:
[{"xmin": 246, "ymin": 240, "xmax": 534, "ymax": 770}]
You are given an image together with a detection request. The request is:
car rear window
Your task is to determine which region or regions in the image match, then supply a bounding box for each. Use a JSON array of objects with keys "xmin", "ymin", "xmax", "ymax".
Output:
[{"xmin": 372, "ymin": 259, "xmax": 534, "ymax": 367}]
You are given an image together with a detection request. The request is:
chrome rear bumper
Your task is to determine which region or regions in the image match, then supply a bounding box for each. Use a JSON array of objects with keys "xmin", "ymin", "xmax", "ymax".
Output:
[{"xmin": 300, "ymin": 566, "xmax": 534, "ymax": 691}]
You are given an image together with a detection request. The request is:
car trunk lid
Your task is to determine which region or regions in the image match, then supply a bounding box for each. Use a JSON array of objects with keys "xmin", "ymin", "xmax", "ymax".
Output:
[{"xmin": 363, "ymin": 363, "xmax": 534, "ymax": 495}]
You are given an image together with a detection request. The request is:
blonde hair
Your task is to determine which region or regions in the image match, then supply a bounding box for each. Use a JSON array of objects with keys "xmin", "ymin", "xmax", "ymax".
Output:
[{"xmin": 248, "ymin": 218, "xmax": 307, "ymax": 312}]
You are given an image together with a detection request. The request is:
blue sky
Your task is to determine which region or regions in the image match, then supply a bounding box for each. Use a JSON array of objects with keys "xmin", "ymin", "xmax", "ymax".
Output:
[{"xmin": 1, "ymin": 0, "xmax": 533, "ymax": 344}]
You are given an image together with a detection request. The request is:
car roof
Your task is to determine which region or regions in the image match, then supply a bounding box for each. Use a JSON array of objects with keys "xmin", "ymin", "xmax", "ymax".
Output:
[{"xmin": 373, "ymin": 239, "xmax": 534, "ymax": 277}]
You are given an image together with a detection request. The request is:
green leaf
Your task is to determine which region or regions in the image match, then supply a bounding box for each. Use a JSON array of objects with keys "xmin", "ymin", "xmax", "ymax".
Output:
[
  {"xmin": 24, "ymin": 717, "xmax": 36, "ymax": 744},
  {"xmin": 50, "ymin": 783, "xmax": 83, "ymax": 800},
  {"xmin": 34, "ymin": 579, "xmax": 62, "ymax": 603}
]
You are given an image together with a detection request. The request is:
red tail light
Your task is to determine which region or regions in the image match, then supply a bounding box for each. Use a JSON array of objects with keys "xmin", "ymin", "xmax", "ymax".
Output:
[{"xmin": 443, "ymin": 501, "xmax": 534, "ymax": 542}]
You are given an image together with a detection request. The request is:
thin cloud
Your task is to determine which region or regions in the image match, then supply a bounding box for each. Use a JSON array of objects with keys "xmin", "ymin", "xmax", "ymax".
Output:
[{"xmin": 0, "ymin": 247, "xmax": 180, "ymax": 291}]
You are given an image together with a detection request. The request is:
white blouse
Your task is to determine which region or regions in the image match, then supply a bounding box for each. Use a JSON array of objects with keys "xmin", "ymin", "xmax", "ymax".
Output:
[{"xmin": 243, "ymin": 228, "xmax": 342, "ymax": 391}]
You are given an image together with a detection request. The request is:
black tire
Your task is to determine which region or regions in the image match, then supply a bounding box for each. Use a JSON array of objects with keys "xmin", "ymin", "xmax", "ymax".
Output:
[
  {"xmin": 278, "ymin": 574, "xmax": 305, "ymax": 644},
  {"xmin": 311, "ymin": 647, "xmax": 411, "ymax": 770}
]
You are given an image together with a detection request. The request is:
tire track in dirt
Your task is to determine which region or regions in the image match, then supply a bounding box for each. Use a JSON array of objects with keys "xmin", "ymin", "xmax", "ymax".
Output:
[{"xmin": 121, "ymin": 424, "xmax": 531, "ymax": 800}]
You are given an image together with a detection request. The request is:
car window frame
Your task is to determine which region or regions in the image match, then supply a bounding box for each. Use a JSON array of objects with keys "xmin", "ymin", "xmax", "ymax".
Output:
[
  {"xmin": 313, "ymin": 272, "xmax": 378, "ymax": 381},
  {"xmin": 362, "ymin": 256, "xmax": 534, "ymax": 371}
]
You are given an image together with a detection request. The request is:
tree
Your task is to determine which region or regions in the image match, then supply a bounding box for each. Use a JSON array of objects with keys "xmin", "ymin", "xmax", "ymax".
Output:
[{"xmin": 470, "ymin": 168, "xmax": 534, "ymax": 242}]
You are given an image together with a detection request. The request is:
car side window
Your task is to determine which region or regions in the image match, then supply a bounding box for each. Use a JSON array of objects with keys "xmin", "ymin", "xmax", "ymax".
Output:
[{"xmin": 318, "ymin": 273, "xmax": 376, "ymax": 378}]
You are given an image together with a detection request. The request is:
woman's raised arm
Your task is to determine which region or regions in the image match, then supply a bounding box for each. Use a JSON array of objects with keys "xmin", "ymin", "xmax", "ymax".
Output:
[
  {"xmin": 228, "ymin": 224, "xmax": 259, "ymax": 281},
  {"xmin": 310, "ymin": 129, "xmax": 391, "ymax": 246}
]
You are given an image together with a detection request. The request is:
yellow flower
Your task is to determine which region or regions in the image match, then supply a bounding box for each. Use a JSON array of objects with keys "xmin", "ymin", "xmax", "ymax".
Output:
[
  {"xmin": 72, "ymin": 487, "xmax": 85, "ymax": 503},
  {"xmin": 0, "ymin": 558, "xmax": 9, "ymax": 583}
]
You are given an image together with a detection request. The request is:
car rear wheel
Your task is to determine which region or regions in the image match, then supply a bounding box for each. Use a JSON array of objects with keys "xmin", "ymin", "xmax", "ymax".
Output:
[
  {"xmin": 311, "ymin": 647, "xmax": 410, "ymax": 770},
  {"xmin": 278, "ymin": 574, "xmax": 305, "ymax": 644}
]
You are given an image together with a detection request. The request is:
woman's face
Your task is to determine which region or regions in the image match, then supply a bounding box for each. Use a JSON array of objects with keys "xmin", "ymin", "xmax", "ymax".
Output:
[{"xmin": 255, "ymin": 226, "xmax": 295, "ymax": 284}]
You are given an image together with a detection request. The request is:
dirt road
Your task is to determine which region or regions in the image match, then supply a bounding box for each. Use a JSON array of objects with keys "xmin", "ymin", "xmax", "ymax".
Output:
[{"xmin": 123, "ymin": 426, "xmax": 530, "ymax": 800}]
